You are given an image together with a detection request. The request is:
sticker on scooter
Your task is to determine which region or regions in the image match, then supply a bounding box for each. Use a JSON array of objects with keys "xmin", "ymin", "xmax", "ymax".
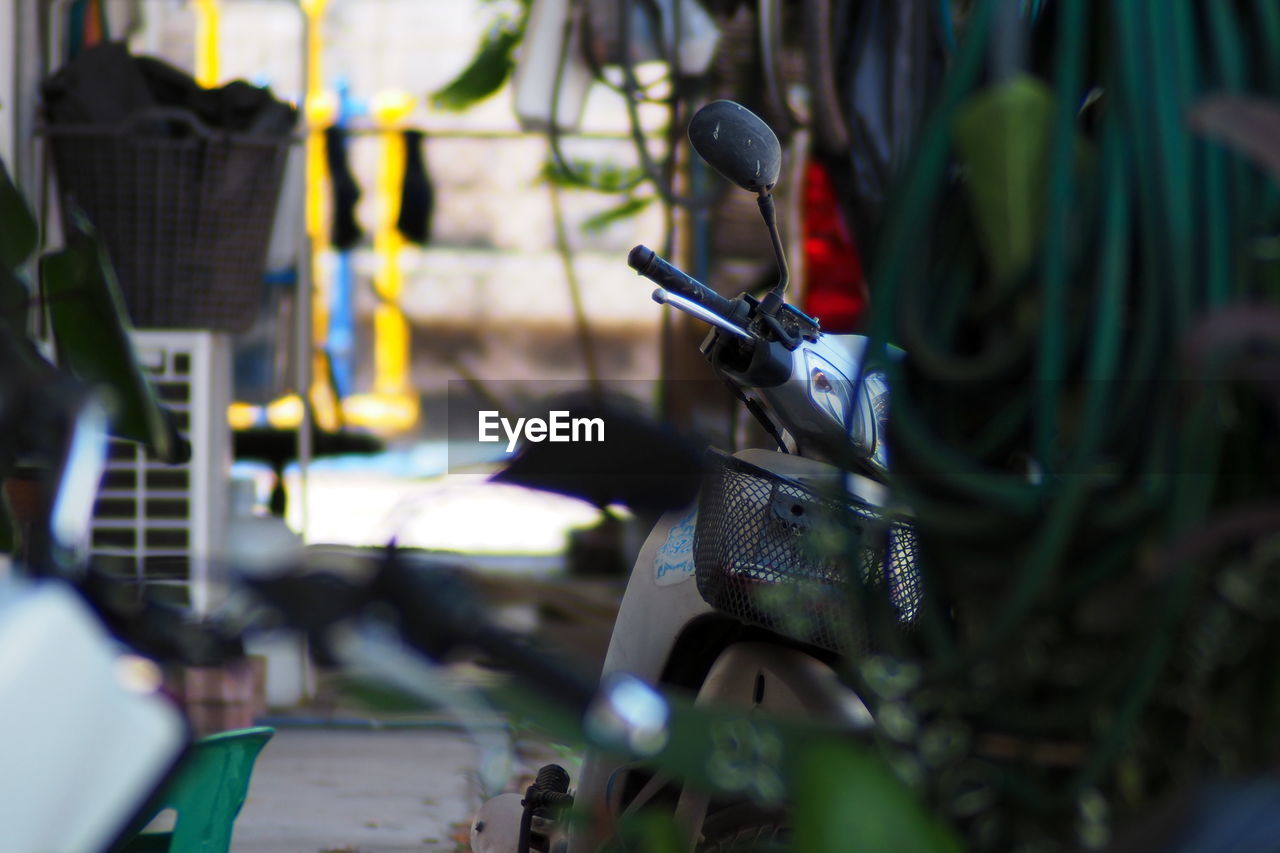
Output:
[{"xmin": 654, "ymin": 509, "xmax": 697, "ymax": 586}]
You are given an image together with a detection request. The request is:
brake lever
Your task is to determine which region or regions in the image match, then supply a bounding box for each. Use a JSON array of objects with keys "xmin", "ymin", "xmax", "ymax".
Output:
[{"xmin": 652, "ymin": 289, "xmax": 753, "ymax": 339}]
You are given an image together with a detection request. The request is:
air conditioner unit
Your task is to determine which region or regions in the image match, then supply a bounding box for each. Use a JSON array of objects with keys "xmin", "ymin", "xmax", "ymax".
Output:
[{"xmin": 90, "ymin": 331, "xmax": 232, "ymax": 615}]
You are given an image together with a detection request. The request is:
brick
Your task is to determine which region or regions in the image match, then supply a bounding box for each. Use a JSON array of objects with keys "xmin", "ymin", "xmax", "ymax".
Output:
[{"xmin": 182, "ymin": 662, "xmax": 255, "ymax": 704}]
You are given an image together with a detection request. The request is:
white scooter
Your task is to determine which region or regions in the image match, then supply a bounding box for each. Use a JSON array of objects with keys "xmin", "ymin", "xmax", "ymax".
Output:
[{"xmin": 471, "ymin": 100, "xmax": 920, "ymax": 852}]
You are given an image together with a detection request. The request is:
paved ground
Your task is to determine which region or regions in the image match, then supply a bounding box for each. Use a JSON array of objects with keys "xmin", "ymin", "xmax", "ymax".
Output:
[{"xmin": 232, "ymin": 728, "xmax": 486, "ymax": 853}]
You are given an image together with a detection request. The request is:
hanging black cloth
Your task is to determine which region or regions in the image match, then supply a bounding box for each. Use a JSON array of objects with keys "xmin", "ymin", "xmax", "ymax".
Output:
[
  {"xmin": 396, "ymin": 129, "xmax": 434, "ymax": 245},
  {"xmin": 324, "ymin": 126, "xmax": 362, "ymax": 250}
]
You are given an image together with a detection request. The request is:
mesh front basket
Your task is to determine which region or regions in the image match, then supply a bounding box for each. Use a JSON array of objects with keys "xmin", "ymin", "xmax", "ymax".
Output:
[
  {"xmin": 694, "ymin": 451, "xmax": 921, "ymax": 655},
  {"xmin": 45, "ymin": 110, "xmax": 290, "ymax": 332}
]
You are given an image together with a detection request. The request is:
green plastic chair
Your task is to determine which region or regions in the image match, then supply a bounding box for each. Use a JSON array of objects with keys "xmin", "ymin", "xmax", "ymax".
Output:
[{"xmin": 114, "ymin": 726, "xmax": 275, "ymax": 853}]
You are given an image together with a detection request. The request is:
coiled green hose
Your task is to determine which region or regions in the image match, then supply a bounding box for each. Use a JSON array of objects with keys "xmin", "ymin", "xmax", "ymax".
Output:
[{"xmin": 859, "ymin": 0, "xmax": 1280, "ymax": 844}]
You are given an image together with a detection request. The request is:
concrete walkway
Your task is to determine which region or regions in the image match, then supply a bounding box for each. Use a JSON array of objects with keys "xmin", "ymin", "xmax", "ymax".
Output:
[{"xmin": 232, "ymin": 728, "xmax": 485, "ymax": 853}]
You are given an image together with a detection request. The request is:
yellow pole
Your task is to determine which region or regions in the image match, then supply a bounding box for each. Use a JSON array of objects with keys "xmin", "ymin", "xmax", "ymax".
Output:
[
  {"xmin": 372, "ymin": 92, "xmax": 412, "ymax": 395},
  {"xmin": 193, "ymin": 0, "xmax": 219, "ymax": 87},
  {"xmin": 260, "ymin": 0, "xmax": 339, "ymax": 432},
  {"xmin": 342, "ymin": 91, "xmax": 418, "ymax": 433},
  {"xmin": 295, "ymin": 0, "xmax": 341, "ymax": 432}
]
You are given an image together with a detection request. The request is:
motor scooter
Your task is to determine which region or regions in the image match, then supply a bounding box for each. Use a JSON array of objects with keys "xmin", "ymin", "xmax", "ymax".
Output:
[{"xmin": 470, "ymin": 100, "xmax": 921, "ymax": 853}]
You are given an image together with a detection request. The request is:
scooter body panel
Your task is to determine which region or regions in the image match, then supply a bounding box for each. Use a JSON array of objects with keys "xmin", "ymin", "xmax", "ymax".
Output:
[
  {"xmin": 597, "ymin": 503, "xmax": 712, "ymax": 679},
  {"xmin": 695, "ymin": 641, "xmax": 871, "ymax": 725},
  {"xmin": 567, "ymin": 504, "xmax": 714, "ymax": 853},
  {"xmin": 562, "ymin": 449, "xmax": 871, "ymax": 853}
]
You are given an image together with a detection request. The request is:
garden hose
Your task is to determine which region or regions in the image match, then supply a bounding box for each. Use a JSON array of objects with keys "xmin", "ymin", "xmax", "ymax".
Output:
[{"xmin": 858, "ymin": 0, "xmax": 1280, "ymax": 845}]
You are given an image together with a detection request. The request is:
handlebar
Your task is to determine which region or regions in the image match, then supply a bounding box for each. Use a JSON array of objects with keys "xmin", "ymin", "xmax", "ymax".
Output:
[{"xmin": 628, "ymin": 245, "xmax": 738, "ymax": 320}]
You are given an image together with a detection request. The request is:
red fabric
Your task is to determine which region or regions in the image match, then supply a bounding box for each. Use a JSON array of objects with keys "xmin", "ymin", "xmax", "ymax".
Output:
[{"xmin": 801, "ymin": 160, "xmax": 868, "ymax": 332}]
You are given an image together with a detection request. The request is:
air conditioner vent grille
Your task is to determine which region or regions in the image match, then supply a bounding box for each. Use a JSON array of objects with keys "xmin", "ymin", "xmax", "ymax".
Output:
[{"xmin": 88, "ymin": 331, "xmax": 229, "ymax": 614}]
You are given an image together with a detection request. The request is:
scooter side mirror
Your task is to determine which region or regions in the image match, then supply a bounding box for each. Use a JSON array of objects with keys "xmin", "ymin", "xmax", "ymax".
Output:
[{"xmin": 687, "ymin": 100, "xmax": 782, "ymax": 194}]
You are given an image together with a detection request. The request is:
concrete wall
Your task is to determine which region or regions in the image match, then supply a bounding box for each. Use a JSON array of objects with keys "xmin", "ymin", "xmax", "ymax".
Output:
[
  {"xmin": 0, "ymin": 0, "xmax": 14, "ymax": 170},
  {"xmin": 131, "ymin": 0, "xmax": 668, "ymax": 393}
]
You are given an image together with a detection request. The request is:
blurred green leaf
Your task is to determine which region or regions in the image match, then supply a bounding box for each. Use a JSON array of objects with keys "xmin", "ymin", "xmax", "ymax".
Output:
[
  {"xmin": 1189, "ymin": 95, "xmax": 1280, "ymax": 182},
  {"xmin": 0, "ymin": 266, "xmax": 29, "ymax": 340},
  {"xmin": 431, "ymin": 27, "xmax": 522, "ymax": 112},
  {"xmin": 41, "ymin": 218, "xmax": 184, "ymax": 463},
  {"xmin": 952, "ymin": 75, "xmax": 1056, "ymax": 280},
  {"xmin": 541, "ymin": 158, "xmax": 646, "ymax": 192},
  {"xmin": 582, "ymin": 196, "xmax": 654, "ymax": 234},
  {"xmin": 615, "ymin": 812, "xmax": 685, "ymax": 853},
  {"xmin": 793, "ymin": 743, "xmax": 963, "ymax": 853},
  {"xmin": 0, "ymin": 157, "xmax": 37, "ymax": 270}
]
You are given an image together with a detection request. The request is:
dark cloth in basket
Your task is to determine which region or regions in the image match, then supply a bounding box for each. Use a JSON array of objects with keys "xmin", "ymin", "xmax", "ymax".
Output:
[
  {"xmin": 41, "ymin": 44, "xmax": 296, "ymax": 331},
  {"xmin": 133, "ymin": 58, "xmax": 295, "ymax": 137},
  {"xmin": 44, "ymin": 42, "xmax": 296, "ymax": 137},
  {"xmin": 42, "ymin": 42, "xmax": 153, "ymax": 125}
]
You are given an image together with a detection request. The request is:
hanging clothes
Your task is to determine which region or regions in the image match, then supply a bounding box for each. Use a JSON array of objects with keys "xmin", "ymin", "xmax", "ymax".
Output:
[
  {"xmin": 324, "ymin": 125, "xmax": 363, "ymax": 250},
  {"xmin": 397, "ymin": 129, "xmax": 434, "ymax": 245}
]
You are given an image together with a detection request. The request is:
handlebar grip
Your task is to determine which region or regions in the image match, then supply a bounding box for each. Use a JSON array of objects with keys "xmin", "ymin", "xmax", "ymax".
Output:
[{"xmin": 628, "ymin": 245, "xmax": 737, "ymax": 320}]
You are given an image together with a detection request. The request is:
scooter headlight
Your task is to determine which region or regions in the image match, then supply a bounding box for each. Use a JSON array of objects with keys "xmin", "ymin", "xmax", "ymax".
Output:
[
  {"xmin": 863, "ymin": 370, "xmax": 891, "ymax": 472},
  {"xmin": 804, "ymin": 351, "xmax": 867, "ymax": 449}
]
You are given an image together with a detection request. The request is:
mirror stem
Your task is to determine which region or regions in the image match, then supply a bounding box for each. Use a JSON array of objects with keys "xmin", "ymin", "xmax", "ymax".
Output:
[{"xmin": 757, "ymin": 191, "xmax": 789, "ymax": 315}]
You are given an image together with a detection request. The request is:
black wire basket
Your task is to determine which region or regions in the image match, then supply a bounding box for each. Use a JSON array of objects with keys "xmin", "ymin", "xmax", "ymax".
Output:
[
  {"xmin": 693, "ymin": 451, "xmax": 922, "ymax": 655},
  {"xmin": 44, "ymin": 109, "xmax": 292, "ymax": 332}
]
